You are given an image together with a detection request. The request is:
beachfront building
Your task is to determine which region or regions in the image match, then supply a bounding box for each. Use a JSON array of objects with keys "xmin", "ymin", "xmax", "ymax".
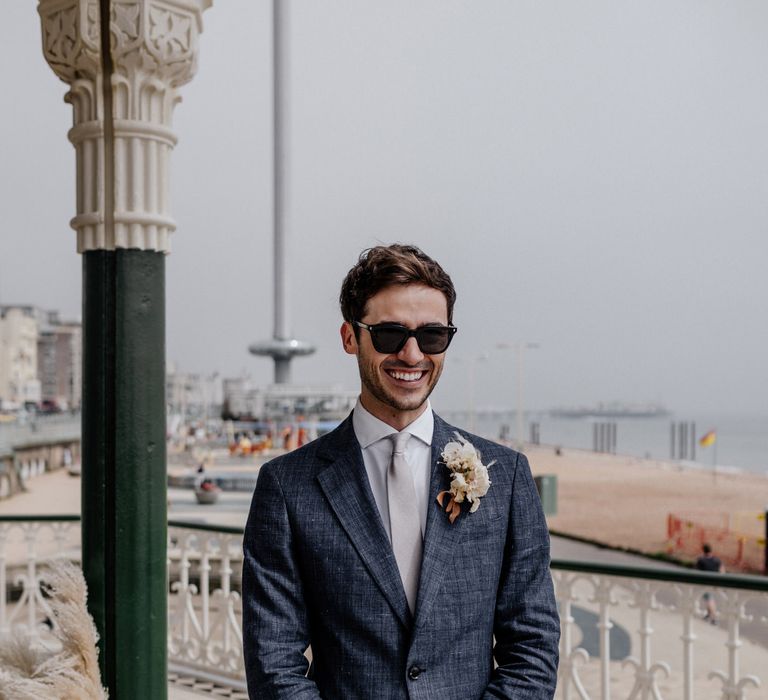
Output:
[
  {"xmin": 222, "ymin": 374, "xmax": 357, "ymax": 421},
  {"xmin": 0, "ymin": 305, "xmax": 41, "ymax": 409},
  {"xmin": 261, "ymin": 382, "xmax": 357, "ymax": 419},
  {"xmin": 166, "ymin": 364, "xmax": 222, "ymax": 421},
  {"xmin": 0, "ymin": 305, "xmax": 81, "ymax": 412},
  {"xmin": 37, "ymin": 311, "xmax": 82, "ymax": 411}
]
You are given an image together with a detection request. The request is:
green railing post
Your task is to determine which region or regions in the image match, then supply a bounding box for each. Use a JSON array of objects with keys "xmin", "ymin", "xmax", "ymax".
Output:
[{"xmin": 82, "ymin": 251, "xmax": 167, "ymax": 696}]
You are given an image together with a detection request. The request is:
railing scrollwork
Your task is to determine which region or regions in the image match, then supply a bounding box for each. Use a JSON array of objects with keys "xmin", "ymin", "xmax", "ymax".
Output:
[{"xmin": 167, "ymin": 521, "xmax": 245, "ymax": 687}]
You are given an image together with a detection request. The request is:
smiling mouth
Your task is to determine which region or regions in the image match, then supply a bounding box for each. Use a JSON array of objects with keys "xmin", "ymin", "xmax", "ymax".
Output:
[{"xmin": 386, "ymin": 369, "xmax": 427, "ymax": 382}]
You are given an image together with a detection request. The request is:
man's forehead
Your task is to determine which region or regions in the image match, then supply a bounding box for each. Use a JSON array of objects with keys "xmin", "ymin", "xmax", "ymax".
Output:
[{"xmin": 362, "ymin": 284, "xmax": 448, "ymax": 319}]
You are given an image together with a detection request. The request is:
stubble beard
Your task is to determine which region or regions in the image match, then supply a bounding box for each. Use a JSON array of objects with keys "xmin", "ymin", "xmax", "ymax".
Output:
[{"xmin": 358, "ymin": 355, "xmax": 442, "ymax": 414}]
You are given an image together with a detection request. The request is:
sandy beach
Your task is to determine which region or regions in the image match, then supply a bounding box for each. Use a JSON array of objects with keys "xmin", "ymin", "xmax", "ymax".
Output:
[
  {"xmin": 4, "ymin": 443, "xmax": 768, "ymax": 570},
  {"xmin": 526, "ymin": 443, "xmax": 768, "ymax": 570}
]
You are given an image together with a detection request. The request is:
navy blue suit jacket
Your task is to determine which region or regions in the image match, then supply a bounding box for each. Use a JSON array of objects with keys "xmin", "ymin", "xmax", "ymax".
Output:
[{"xmin": 242, "ymin": 414, "xmax": 559, "ymax": 698}]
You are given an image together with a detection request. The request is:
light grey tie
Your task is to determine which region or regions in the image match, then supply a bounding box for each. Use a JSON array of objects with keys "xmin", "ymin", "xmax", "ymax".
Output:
[{"xmin": 387, "ymin": 432, "xmax": 422, "ymax": 614}]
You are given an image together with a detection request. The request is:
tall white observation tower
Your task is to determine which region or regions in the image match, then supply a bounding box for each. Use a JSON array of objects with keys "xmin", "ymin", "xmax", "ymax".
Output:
[{"xmin": 249, "ymin": 0, "xmax": 315, "ymax": 383}]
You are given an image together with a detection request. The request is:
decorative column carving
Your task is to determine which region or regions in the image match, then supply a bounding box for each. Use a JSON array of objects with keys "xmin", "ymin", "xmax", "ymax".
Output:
[{"xmin": 38, "ymin": 0, "xmax": 211, "ymax": 253}]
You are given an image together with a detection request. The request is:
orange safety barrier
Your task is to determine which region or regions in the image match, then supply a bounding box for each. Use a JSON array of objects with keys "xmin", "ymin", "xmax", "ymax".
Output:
[{"xmin": 666, "ymin": 512, "xmax": 765, "ymax": 574}]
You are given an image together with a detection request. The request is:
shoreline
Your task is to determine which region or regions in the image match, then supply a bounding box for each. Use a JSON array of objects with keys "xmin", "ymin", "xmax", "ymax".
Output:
[
  {"xmin": 448, "ymin": 409, "xmax": 768, "ymax": 476},
  {"xmin": 512, "ymin": 437, "xmax": 767, "ymax": 479}
]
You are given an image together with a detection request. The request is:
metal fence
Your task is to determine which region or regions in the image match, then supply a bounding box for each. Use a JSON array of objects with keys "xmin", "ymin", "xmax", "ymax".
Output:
[
  {"xmin": 167, "ymin": 520, "xmax": 245, "ymax": 689},
  {"xmin": 0, "ymin": 414, "xmax": 80, "ymax": 453},
  {"xmin": 554, "ymin": 560, "xmax": 768, "ymax": 699},
  {"xmin": 2, "ymin": 515, "xmax": 768, "ymax": 699}
]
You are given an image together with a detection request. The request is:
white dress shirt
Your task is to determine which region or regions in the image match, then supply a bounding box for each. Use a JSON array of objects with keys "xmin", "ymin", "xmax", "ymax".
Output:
[{"xmin": 352, "ymin": 399, "xmax": 434, "ymax": 540}]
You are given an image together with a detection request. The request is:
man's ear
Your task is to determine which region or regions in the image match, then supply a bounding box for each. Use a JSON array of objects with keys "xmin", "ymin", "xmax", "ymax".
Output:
[{"xmin": 340, "ymin": 322, "xmax": 358, "ymax": 355}]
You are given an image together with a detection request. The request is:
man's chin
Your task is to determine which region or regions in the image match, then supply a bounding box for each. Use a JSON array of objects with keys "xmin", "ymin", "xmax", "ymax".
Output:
[
  {"xmin": 381, "ymin": 388, "xmax": 432, "ymax": 414},
  {"xmin": 390, "ymin": 398, "xmax": 428, "ymax": 413}
]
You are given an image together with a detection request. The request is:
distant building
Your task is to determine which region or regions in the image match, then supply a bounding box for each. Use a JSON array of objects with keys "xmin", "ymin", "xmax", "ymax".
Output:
[
  {"xmin": 166, "ymin": 363, "xmax": 222, "ymax": 421},
  {"xmin": 0, "ymin": 306, "xmax": 81, "ymax": 412},
  {"xmin": 222, "ymin": 375, "xmax": 357, "ymax": 421},
  {"xmin": 0, "ymin": 306, "xmax": 40, "ymax": 408},
  {"xmin": 222, "ymin": 376, "xmax": 253, "ymax": 419},
  {"xmin": 37, "ymin": 310, "xmax": 82, "ymax": 410}
]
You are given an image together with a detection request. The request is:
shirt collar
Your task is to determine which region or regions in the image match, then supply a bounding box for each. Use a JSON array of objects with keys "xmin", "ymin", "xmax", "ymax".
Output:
[{"xmin": 352, "ymin": 398, "xmax": 434, "ymax": 449}]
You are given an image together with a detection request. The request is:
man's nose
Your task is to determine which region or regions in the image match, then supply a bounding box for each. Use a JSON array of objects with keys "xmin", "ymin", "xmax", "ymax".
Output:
[{"xmin": 397, "ymin": 336, "xmax": 424, "ymax": 364}]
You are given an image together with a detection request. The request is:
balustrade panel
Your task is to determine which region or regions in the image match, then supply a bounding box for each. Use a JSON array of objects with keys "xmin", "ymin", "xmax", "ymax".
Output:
[
  {"xmin": 553, "ymin": 565, "xmax": 767, "ymax": 700},
  {"xmin": 2, "ymin": 516, "xmax": 767, "ymax": 699},
  {"xmin": 167, "ymin": 522, "xmax": 245, "ymax": 688},
  {"xmin": 0, "ymin": 516, "xmax": 81, "ymax": 638}
]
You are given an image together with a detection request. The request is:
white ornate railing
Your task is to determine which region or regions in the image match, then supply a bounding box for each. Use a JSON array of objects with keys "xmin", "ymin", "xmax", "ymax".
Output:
[
  {"xmin": 2, "ymin": 516, "xmax": 767, "ymax": 699},
  {"xmin": 167, "ymin": 520, "xmax": 245, "ymax": 688},
  {"xmin": 554, "ymin": 560, "xmax": 767, "ymax": 700},
  {"xmin": 0, "ymin": 515, "xmax": 80, "ymax": 638}
]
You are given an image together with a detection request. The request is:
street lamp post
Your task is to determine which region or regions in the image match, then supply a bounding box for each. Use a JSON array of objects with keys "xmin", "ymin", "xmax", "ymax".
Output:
[
  {"xmin": 453, "ymin": 353, "xmax": 488, "ymax": 433},
  {"xmin": 498, "ymin": 342, "xmax": 539, "ymax": 450},
  {"xmin": 468, "ymin": 352, "xmax": 489, "ymax": 433}
]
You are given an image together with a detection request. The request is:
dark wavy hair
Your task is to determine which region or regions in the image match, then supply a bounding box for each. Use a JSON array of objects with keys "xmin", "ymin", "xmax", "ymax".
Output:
[{"xmin": 339, "ymin": 244, "xmax": 456, "ymax": 324}]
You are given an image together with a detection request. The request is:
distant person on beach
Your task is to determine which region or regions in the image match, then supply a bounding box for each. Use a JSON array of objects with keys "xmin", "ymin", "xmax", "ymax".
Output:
[
  {"xmin": 242, "ymin": 244, "xmax": 560, "ymax": 699},
  {"xmin": 696, "ymin": 543, "xmax": 725, "ymax": 623}
]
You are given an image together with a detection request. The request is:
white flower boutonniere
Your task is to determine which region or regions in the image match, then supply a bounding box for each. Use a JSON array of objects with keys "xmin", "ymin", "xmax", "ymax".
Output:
[{"xmin": 436, "ymin": 432, "xmax": 494, "ymax": 524}]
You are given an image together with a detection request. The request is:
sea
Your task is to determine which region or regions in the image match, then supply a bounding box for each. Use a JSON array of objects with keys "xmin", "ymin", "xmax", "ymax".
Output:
[
  {"xmin": 3, "ymin": 408, "xmax": 766, "ymax": 478},
  {"xmin": 440, "ymin": 409, "xmax": 768, "ymax": 477}
]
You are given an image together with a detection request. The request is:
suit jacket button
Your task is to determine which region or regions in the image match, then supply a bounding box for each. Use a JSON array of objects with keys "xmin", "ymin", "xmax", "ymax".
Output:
[{"xmin": 408, "ymin": 665, "xmax": 422, "ymax": 680}]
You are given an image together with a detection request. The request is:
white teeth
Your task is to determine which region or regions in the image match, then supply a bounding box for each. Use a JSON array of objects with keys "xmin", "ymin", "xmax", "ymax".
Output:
[{"xmin": 390, "ymin": 371, "xmax": 422, "ymax": 381}]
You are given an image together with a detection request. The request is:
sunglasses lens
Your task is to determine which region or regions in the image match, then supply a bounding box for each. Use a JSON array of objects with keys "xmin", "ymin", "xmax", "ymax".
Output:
[
  {"xmin": 417, "ymin": 327, "xmax": 453, "ymax": 353},
  {"xmin": 362, "ymin": 323, "xmax": 456, "ymax": 354},
  {"xmin": 370, "ymin": 327, "xmax": 408, "ymax": 354}
]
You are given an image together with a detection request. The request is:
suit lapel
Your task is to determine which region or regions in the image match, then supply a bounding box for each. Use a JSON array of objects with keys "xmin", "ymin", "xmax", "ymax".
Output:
[
  {"xmin": 413, "ymin": 415, "xmax": 467, "ymax": 628},
  {"xmin": 316, "ymin": 418, "xmax": 411, "ymax": 629}
]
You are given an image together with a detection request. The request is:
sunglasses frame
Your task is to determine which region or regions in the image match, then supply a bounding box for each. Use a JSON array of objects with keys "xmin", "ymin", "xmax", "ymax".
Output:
[{"xmin": 353, "ymin": 321, "xmax": 458, "ymax": 355}]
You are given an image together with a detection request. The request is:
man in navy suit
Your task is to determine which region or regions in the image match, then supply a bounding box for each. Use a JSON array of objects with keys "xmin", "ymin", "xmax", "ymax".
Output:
[{"xmin": 243, "ymin": 244, "xmax": 559, "ymax": 698}]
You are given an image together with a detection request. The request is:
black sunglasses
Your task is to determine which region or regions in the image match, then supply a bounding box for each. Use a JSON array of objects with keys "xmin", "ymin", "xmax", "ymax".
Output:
[{"xmin": 353, "ymin": 321, "xmax": 457, "ymax": 354}]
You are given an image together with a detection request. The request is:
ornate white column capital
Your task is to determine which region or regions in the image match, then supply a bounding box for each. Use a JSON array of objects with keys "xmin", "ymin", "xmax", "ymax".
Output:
[{"xmin": 38, "ymin": 0, "xmax": 212, "ymax": 253}]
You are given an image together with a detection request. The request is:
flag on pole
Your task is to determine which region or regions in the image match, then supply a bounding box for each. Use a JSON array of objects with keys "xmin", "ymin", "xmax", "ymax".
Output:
[{"xmin": 699, "ymin": 429, "xmax": 716, "ymax": 447}]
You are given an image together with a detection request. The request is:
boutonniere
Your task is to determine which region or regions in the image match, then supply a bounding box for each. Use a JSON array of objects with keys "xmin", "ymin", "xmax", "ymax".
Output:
[{"xmin": 436, "ymin": 432, "xmax": 494, "ymax": 523}]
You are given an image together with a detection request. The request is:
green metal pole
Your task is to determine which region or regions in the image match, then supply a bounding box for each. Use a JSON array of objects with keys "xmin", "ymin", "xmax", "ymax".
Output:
[
  {"xmin": 114, "ymin": 250, "xmax": 167, "ymax": 697},
  {"xmin": 81, "ymin": 251, "xmax": 114, "ymax": 689},
  {"xmin": 82, "ymin": 250, "xmax": 167, "ymax": 698}
]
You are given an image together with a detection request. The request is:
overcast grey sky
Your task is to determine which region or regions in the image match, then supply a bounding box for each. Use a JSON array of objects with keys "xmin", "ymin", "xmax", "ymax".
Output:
[{"xmin": 3, "ymin": 1, "xmax": 767, "ymax": 415}]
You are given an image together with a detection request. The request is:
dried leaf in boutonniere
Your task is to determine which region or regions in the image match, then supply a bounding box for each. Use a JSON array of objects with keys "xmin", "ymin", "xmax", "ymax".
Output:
[{"xmin": 436, "ymin": 432, "xmax": 494, "ymax": 523}]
